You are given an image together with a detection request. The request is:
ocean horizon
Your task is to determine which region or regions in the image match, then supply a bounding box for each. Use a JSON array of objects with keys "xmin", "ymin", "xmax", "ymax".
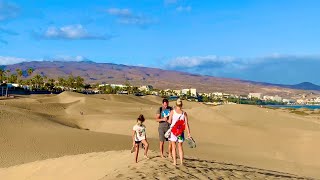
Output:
[{"xmin": 266, "ymin": 105, "xmax": 320, "ymax": 110}]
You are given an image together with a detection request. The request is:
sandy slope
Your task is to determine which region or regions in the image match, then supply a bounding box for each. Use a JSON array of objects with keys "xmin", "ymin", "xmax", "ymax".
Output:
[
  {"xmin": 0, "ymin": 151, "xmax": 313, "ymax": 180},
  {"xmin": 0, "ymin": 92, "xmax": 320, "ymax": 179}
]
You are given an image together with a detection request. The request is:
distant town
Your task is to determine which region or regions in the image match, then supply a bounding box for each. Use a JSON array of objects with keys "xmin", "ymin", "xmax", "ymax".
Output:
[{"xmin": 1, "ymin": 68, "xmax": 319, "ymax": 105}]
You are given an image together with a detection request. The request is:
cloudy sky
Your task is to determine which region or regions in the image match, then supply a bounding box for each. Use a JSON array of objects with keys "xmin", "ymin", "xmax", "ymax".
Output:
[{"xmin": 1, "ymin": 0, "xmax": 320, "ymax": 85}]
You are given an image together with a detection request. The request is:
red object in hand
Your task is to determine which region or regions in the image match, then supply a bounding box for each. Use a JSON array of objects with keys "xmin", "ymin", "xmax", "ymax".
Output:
[{"xmin": 171, "ymin": 120, "xmax": 185, "ymax": 136}]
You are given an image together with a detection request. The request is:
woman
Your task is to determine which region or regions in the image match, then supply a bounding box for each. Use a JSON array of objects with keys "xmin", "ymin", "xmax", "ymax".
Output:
[{"xmin": 168, "ymin": 99, "xmax": 191, "ymax": 166}]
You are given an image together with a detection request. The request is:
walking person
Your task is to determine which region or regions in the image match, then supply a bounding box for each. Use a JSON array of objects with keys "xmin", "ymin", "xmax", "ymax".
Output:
[
  {"xmin": 155, "ymin": 98, "xmax": 173, "ymax": 158},
  {"xmin": 168, "ymin": 99, "xmax": 191, "ymax": 166}
]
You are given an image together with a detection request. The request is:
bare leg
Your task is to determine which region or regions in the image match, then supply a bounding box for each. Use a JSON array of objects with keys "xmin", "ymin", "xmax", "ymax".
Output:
[
  {"xmin": 141, "ymin": 140, "xmax": 149, "ymax": 159},
  {"xmin": 171, "ymin": 141, "xmax": 177, "ymax": 165},
  {"xmin": 160, "ymin": 141, "xmax": 165, "ymax": 158},
  {"xmin": 168, "ymin": 142, "xmax": 172, "ymax": 158},
  {"xmin": 178, "ymin": 142, "xmax": 184, "ymax": 165},
  {"xmin": 134, "ymin": 143, "xmax": 139, "ymax": 163}
]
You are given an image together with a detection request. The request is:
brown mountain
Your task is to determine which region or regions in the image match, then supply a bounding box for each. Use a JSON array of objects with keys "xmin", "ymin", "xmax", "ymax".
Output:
[{"xmin": 2, "ymin": 61, "xmax": 316, "ymax": 97}]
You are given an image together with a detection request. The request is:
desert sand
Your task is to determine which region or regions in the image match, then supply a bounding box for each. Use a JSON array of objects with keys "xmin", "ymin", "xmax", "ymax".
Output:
[{"xmin": 0, "ymin": 92, "xmax": 319, "ymax": 179}]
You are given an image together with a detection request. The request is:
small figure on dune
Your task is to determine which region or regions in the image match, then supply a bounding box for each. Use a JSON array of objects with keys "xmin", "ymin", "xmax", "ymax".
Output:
[{"xmin": 132, "ymin": 114, "xmax": 149, "ymax": 163}]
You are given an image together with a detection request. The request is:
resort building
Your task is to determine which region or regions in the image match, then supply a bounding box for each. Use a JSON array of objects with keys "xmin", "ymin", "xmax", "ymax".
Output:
[
  {"xmin": 139, "ymin": 85, "xmax": 153, "ymax": 92},
  {"xmin": 248, "ymin": 93, "xmax": 262, "ymax": 99}
]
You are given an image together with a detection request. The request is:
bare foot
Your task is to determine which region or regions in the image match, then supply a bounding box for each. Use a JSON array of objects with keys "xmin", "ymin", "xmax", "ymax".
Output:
[
  {"xmin": 172, "ymin": 162, "xmax": 177, "ymax": 166},
  {"xmin": 144, "ymin": 155, "xmax": 149, "ymax": 159},
  {"xmin": 160, "ymin": 154, "xmax": 165, "ymax": 158}
]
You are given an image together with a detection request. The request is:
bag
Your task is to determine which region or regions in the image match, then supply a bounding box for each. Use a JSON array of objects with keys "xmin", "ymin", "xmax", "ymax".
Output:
[
  {"xmin": 164, "ymin": 111, "xmax": 183, "ymax": 138},
  {"xmin": 164, "ymin": 127, "xmax": 172, "ymax": 138},
  {"xmin": 186, "ymin": 137, "xmax": 196, "ymax": 148},
  {"xmin": 171, "ymin": 119, "xmax": 185, "ymax": 136}
]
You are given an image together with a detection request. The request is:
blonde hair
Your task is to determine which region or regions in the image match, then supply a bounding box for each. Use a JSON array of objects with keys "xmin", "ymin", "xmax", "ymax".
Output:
[{"xmin": 176, "ymin": 99, "xmax": 183, "ymax": 107}]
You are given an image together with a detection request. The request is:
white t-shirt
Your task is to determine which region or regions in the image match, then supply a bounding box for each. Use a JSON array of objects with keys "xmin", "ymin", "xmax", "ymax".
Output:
[{"xmin": 133, "ymin": 124, "xmax": 146, "ymax": 141}]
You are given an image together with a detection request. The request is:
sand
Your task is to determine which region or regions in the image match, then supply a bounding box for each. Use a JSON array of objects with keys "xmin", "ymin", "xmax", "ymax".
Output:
[{"xmin": 0, "ymin": 92, "xmax": 319, "ymax": 179}]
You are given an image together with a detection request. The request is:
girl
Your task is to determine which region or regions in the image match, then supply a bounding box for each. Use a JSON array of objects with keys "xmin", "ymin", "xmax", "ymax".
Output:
[
  {"xmin": 132, "ymin": 114, "xmax": 149, "ymax": 163},
  {"xmin": 168, "ymin": 99, "xmax": 191, "ymax": 166}
]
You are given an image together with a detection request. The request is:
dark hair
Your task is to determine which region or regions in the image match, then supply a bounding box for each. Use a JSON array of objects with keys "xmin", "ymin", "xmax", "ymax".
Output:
[
  {"xmin": 162, "ymin": 98, "xmax": 169, "ymax": 103},
  {"xmin": 137, "ymin": 114, "xmax": 145, "ymax": 122}
]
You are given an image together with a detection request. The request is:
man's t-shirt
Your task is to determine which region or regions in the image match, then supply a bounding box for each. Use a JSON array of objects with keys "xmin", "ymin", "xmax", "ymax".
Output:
[
  {"xmin": 156, "ymin": 106, "xmax": 173, "ymax": 128},
  {"xmin": 133, "ymin": 124, "xmax": 146, "ymax": 141}
]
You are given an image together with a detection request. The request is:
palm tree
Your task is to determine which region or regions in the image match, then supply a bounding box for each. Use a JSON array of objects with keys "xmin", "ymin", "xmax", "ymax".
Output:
[
  {"xmin": 27, "ymin": 68, "xmax": 34, "ymax": 77},
  {"xmin": 0, "ymin": 69, "xmax": 4, "ymax": 83},
  {"xmin": 6, "ymin": 70, "xmax": 10, "ymax": 82},
  {"xmin": 75, "ymin": 76, "xmax": 84, "ymax": 89},
  {"xmin": 16, "ymin": 68, "xmax": 23, "ymax": 84},
  {"xmin": 33, "ymin": 74, "xmax": 44, "ymax": 90}
]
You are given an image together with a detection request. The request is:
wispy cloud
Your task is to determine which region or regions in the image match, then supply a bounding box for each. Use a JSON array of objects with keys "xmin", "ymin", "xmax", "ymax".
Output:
[
  {"xmin": 176, "ymin": 6, "xmax": 192, "ymax": 12},
  {"xmin": 36, "ymin": 24, "xmax": 113, "ymax": 40},
  {"xmin": 0, "ymin": 27, "xmax": 18, "ymax": 35},
  {"xmin": 106, "ymin": 8, "xmax": 155, "ymax": 27},
  {"xmin": 0, "ymin": 38, "xmax": 8, "ymax": 44},
  {"xmin": 0, "ymin": 55, "xmax": 92, "ymax": 65},
  {"xmin": 164, "ymin": 0, "xmax": 179, "ymax": 5},
  {"xmin": 0, "ymin": 0, "xmax": 19, "ymax": 21},
  {"xmin": 166, "ymin": 54, "xmax": 320, "ymax": 84}
]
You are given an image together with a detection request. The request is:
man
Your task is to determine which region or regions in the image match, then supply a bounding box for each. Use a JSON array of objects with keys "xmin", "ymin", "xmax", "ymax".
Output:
[{"xmin": 156, "ymin": 98, "xmax": 173, "ymax": 158}]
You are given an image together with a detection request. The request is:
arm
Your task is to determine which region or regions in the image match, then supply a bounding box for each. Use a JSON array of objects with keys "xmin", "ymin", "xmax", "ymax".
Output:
[
  {"xmin": 184, "ymin": 112, "xmax": 191, "ymax": 138},
  {"xmin": 168, "ymin": 111, "xmax": 174, "ymax": 124},
  {"xmin": 132, "ymin": 130, "xmax": 136, "ymax": 146},
  {"xmin": 156, "ymin": 114, "xmax": 168, "ymax": 122}
]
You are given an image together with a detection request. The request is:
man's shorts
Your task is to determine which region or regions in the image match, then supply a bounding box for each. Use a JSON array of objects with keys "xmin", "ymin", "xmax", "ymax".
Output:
[{"xmin": 158, "ymin": 126, "xmax": 169, "ymax": 142}]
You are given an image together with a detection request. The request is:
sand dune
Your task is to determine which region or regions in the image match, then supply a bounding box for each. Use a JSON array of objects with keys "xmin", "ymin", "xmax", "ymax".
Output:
[
  {"xmin": 1, "ymin": 92, "xmax": 320, "ymax": 179},
  {"xmin": 0, "ymin": 151, "xmax": 313, "ymax": 180}
]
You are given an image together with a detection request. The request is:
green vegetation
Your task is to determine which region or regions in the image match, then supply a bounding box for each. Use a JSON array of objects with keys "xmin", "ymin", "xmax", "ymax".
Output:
[{"xmin": 290, "ymin": 110, "xmax": 309, "ymax": 116}]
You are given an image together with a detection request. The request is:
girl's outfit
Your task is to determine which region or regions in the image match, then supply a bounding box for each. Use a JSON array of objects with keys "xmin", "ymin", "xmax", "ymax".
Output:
[
  {"xmin": 169, "ymin": 110, "xmax": 185, "ymax": 143},
  {"xmin": 133, "ymin": 124, "xmax": 146, "ymax": 144}
]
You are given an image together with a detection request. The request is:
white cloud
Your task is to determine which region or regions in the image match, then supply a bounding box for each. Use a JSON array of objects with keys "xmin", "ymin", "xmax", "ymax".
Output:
[
  {"xmin": 166, "ymin": 54, "xmax": 320, "ymax": 84},
  {"xmin": 106, "ymin": 8, "xmax": 155, "ymax": 27},
  {"xmin": 0, "ymin": 56, "xmax": 29, "ymax": 65},
  {"xmin": 46, "ymin": 55, "xmax": 89, "ymax": 62},
  {"xmin": 0, "ymin": 55, "xmax": 91, "ymax": 65},
  {"xmin": 176, "ymin": 6, "xmax": 192, "ymax": 12},
  {"xmin": 38, "ymin": 24, "xmax": 111, "ymax": 40},
  {"xmin": 168, "ymin": 55, "xmax": 237, "ymax": 68}
]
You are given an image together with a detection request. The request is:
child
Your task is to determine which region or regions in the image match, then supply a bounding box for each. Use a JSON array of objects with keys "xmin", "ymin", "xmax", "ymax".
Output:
[{"xmin": 132, "ymin": 114, "xmax": 149, "ymax": 163}]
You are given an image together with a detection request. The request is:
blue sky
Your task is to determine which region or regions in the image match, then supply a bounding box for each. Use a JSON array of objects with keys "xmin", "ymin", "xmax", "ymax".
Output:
[{"xmin": 1, "ymin": 0, "xmax": 320, "ymax": 85}]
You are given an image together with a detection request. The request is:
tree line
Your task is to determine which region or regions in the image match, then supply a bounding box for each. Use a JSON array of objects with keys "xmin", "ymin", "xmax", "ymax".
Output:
[{"xmin": 0, "ymin": 68, "xmax": 84, "ymax": 92}]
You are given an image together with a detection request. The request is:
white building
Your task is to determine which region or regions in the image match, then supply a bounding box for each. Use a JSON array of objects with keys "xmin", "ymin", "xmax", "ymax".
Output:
[
  {"xmin": 139, "ymin": 85, "xmax": 153, "ymax": 92},
  {"xmin": 273, "ymin": 95, "xmax": 283, "ymax": 102},
  {"xmin": 248, "ymin": 93, "xmax": 262, "ymax": 99},
  {"xmin": 99, "ymin": 84, "xmax": 127, "ymax": 89},
  {"xmin": 181, "ymin": 88, "xmax": 197, "ymax": 97}
]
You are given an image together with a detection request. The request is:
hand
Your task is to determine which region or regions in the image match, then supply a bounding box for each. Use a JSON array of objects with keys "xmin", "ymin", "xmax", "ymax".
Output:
[
  {"xmin": 163, "ymin": 117, "xmax": 168, "ymax": 122},
  {"xmin": 132, "ymin": 142, "xmax": 135, "ymax": 146},
  {"xmin": 187, "ymin": 133, "xmax": 191, "ymax": 138}
]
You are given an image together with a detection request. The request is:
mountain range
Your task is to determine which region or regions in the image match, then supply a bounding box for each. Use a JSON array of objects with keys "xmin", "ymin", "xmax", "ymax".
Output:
[{"xmin": 2, "ymin": 61, "xmax": 320, "ymax": 97}]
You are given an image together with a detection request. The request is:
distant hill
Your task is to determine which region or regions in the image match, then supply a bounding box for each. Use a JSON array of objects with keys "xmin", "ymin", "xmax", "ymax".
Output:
[
  {"xmin": 2, "ymin": 61, "xmax": 318, "ymax": 97},
  {"xmin": 288, "ymin": 82, "xmax": 320, "ymax": 91}
]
